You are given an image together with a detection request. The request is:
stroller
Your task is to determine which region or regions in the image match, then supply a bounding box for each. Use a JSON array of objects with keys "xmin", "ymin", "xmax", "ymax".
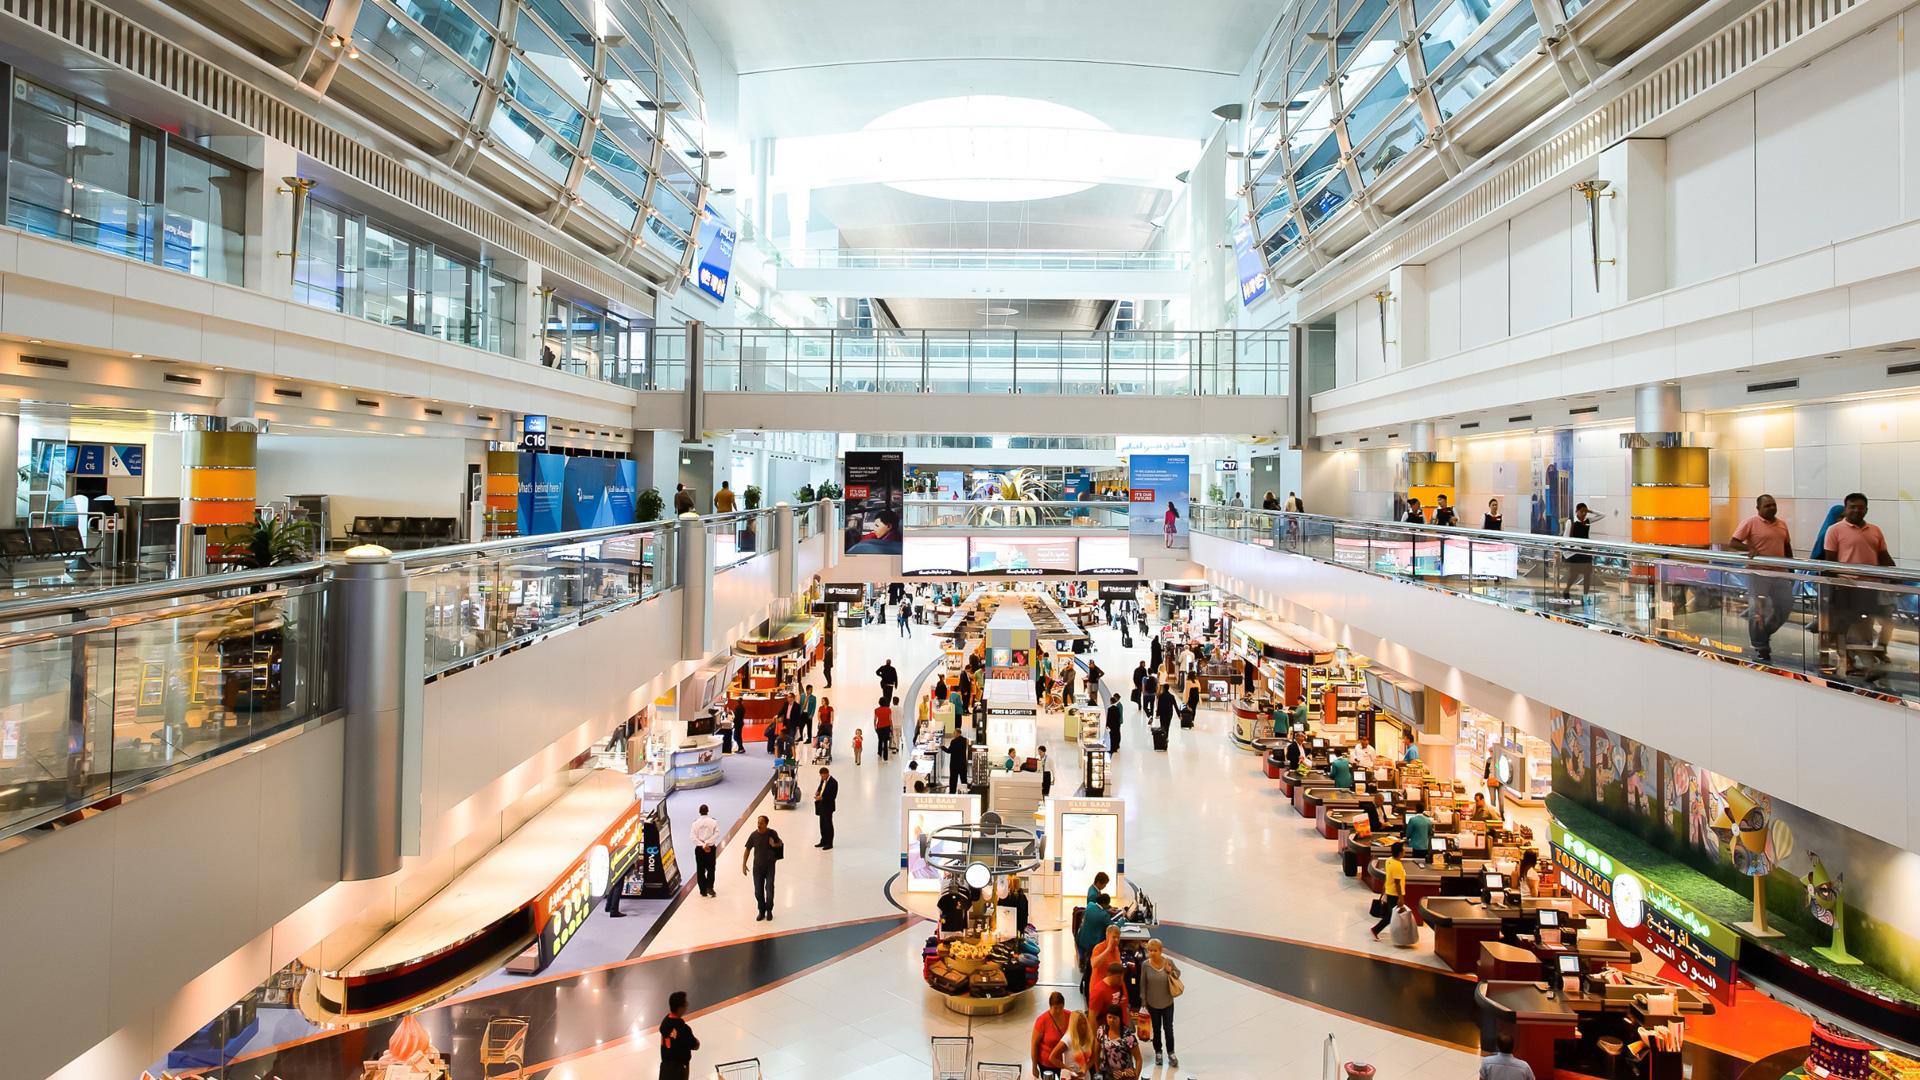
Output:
[
  {"xmin": 813, "ymin": 729, "xmax": 834, "ymax": 764},
  {"xmin": 772, "ymin": 759, "xmax": 801, "ymax": 809}
]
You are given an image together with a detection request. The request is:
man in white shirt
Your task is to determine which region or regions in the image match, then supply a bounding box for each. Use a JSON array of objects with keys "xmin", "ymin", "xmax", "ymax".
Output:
[
  {"xmin": 1353, "ymin": 737, "xmax": 1377, "ymax": 770},
  {"xmin": 691, "ymin": 805, "xmax": 722, "ymax": 898}
]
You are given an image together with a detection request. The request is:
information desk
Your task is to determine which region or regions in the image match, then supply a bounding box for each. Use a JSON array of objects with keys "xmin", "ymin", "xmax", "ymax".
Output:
[{"xmin": 668, "ymin": 736, "xmax": 724, "ymax": 789}]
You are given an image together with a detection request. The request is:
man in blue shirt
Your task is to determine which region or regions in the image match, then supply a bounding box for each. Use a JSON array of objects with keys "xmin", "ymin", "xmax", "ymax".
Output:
[
  {"xmin": 1480, "ymin": 1033, "xmax": 1536, "ymax": 1080},
  {"xmin": 1327, "ymin": 748, "xmax": 1354, "ymax": 790},
  {"xmin": 1402, "ymin": 736, "xmax": 1421, "ymax": 763},
  {"xmin": 1403, "ymin": 808, "xmax": 1434, "ymax": 857}
]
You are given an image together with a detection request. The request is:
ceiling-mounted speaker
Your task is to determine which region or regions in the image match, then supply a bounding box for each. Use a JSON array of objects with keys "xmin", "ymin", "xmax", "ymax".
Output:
[{"xmin": 1212, "ymin": 103, "xmax": 1244, "ymax": 121}]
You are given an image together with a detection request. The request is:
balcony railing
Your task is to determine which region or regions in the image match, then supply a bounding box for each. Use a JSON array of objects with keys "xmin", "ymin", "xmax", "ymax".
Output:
[
  {"xmin": 0, "ymin": 565, "xmax": 335, "ymax": 841},
  {"xmin": 902, "ymin": 499, "xmax": 1131, "ymax": 530},
  {"xmin": 779, "ymin": 248, "xmax": 1193, "ymax": 272},
  {"xmin": 631, "ymin": 327, "xmax": 1288, "ymax": 396},
  {"xmin": 1191, "ymin": 505, "xmax": 1920, "ymax": 702}
]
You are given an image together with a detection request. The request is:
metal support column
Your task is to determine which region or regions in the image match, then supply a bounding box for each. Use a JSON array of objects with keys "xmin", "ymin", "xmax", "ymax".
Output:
[
  {"xmin": 774, "ymin": 502, "xmax": 795, "ymax": 601},
  {"xmin": 337, "ymin": 548, "xmax": 411, "ymax": 881},
  {"xmin": 678, "ymin": 512, "xmax": 711, "ymax": 660},
  {"xmin": 822, "ymin": 498, "xmax": 840, "ymax": 567},
  {"xmin": 683, "ymin": 320, "xmax": 706, "ymax": 443}
]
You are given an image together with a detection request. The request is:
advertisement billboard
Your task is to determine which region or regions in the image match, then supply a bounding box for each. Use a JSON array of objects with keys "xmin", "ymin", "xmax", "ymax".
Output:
[
  {"xmin": 1232, "ymin": 219, "xmax": 1269, "ymax": 306},
  {"xmin": 967, "ymin": 538, "xmax": 1077, "ymax": 576},
  {"xmin": 518, "ymin": 453, "xmax": 567, "ymax": 535},
  {"xmin": 844, "ymin": 451, "xmax": 904, "ymax": 554},
  {"xmin": 901, "ymin": 536, "xmax": 968, "ymax": 576},
  {"xmin": 693, "ymin": 209, "xmax": 737, "ymax": 304},
  {"xmin": 1128, "ymin": 453, "xmax": 1189, "ymax": 555},
  {"xmin": 1077, "ymin": 536, "xmax": 1139, "ymax": 574}
]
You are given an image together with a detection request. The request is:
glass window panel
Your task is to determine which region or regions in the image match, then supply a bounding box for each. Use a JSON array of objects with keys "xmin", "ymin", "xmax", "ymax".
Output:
[
  {"xmin": 514, "ymin": 17, "xmax": 592, "ymax": 105},
  {"xmin": 488, "ymin": 102, "xmax": 576, "ymax": 183},
  {"xmin": 1431, "ymin": 1, "xmax": 1540, "ymax": 120},
  {"xmin": 1247, "ymin": 115, "xmax": 1284, "ymax": 173},
  {"xmin": 1289, "ymin": 52, "xmax": 1328, "ymax": 100},
  {"xmin": 580, "ymin": 166, "xmax": 641, "ymax": 226},
  {"xmin": 1284, "ymin": 92, "xmax": 1333, "ymax": 162},
  {"xmin": 466, "ymin": 0, "xmax": 502, "ymax": 22},
  {"xmin": 1289, "ymin": 132, "xmax": 1341, "ymax": 197},
  {"xmin": 354, "ymin": 4, "xmax": 481, "ymax": 116},
  {"xmin": 1343, "ymin": 57, "xmax": 1412, "ymax": 148},
  {"xmin": 1261, "ymin": 219, "xmax": 1301, "ymax": 260},
  {"xmin": 1419, "ymin": 0, "xmax": 1493, "ymax": 74},
  {"xmin": 1413, "ymin": 0, "xmax": 1454, "ymax": 28},
  {"xmin": 657, "ymin": 146, "xmax": 700, "ymax": 206},
  {"xmin": 426, "ymin": 250, "xmax": 477, "ymax": 345},
  {"xmin": 484, "ymin": 265, "xmax": 518, "ymax": 355},
  {"xmin": 590, "ymin": 130, "xmax": 652, "ymax": 199},
  {"xmin": 160, "ymin": 144, "xmax": 246, "ymax": 284},
  {"xmin": 1352, "ymin": 106, "xmax": 1427, "ymax": 183},
  {"xmin": 662, "ymin": 60, "xmax": 701, "ymax": 121},
  {"xmin": 604, "ymin": 0, "xmax": 657, "ymax": 62},
  {"xmin": 1288, "ymin": 0, "xmax": 1332, "ymax": 95},
  {"xmin": 653, "ymin": 2, "xmax": 694, "ymax": 67},
  {"xmin": 651, "ymin": 184, "xmax": 696, "ymax": 233},
  {"xmin": 599, "ymin": 98, "xmax": 657, "ymax": 166},
  {"xmin": 1301, "ymin": 169, "xmax": 1352, "ymax": 230},
  {"xmin": 389, "ymin": 0, "xmax": 492, "ymax": 68},
  {"xmin": 363, "ymin": 226, "xmax": 415, "ymax": 330},
  {"xmin": 503, "ymin": 56, "xmax": 585, "ymax": 143},
  {"xmin": 293, "ymin": 199, "xmax": 352, "ymax": 312},
  {"xmin": 1337, "ymin": 0, "xmax": 1391, "ymax": 68},
  {"xmin": 1253, "ymin": 167, "xmax": 1293, "ymax": 237},
  {"xmin": 6, "ymin": 85, "xmax": 159, "ymax": 263},
  {"xmin": 1340, "ymin": 12, "xmax": 1402, "ymax": 89},
  {"xmin": 606, "ymin": 69, "xmax": 662, "ymax": 127},
  {"xmin": 1561, "ymin": 0, "xmax": 1592, "ymax": 17},
  {"xmin": 291, "ymin": 0, "xmax": 329, "ymax": 16},
  {"xmin": 644, "ymin": 209, "xmax": 689, "ymax": 258},
  {"xmin": 520, "ymin": 0, "xmax": 596, "ymax": 65}
]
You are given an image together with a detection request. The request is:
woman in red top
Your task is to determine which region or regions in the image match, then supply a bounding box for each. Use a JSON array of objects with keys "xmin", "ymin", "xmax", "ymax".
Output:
[{"xmin": 873, "ymin": 699, "xmax": 893, "ymax": 761}]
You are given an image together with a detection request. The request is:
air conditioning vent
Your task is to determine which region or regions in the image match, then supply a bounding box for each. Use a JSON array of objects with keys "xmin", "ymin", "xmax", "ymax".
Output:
[
  {"xmin": 424, "ymin": 407, "xmax": 443, "ymax": 417},
  {"xmin": 1459, "ymin": 422, "xmax": 1481, "ymax": 430},
  {"xmin": 1507, "ymin": 414, "xmax": 1532, "ymax": 423},
  {"xmin": 1887, "ymin": 361, "xmax": 1920, "ymax": 377},
  {"xmin": 1747, "ymin": 378, "xmax": 1799, "ymax": 394},
  {"xmin": 1358, "ymin": 436, "xmax": 1370, "ymax": 443},
  {"xmin": 162, "ymin": 373, "xmax": 203, "ymax": 385},
  {"xmin": 273, "ymin": 388, "xmax": 303, "ymax": 399},
  {"xmin": 20, "ymin": 355, "xmax": 69, "ymax": 370},
  {"xmin": 1569, "ymin": 405, "xmax": 1599, "ymax": 415},
  {"xmin": 477, "ymin": 414, "xmax": 495, "ymax": 422},
  {"xmin": 355, "ymin": 398, "xmax": 380, "ymax": 408}
]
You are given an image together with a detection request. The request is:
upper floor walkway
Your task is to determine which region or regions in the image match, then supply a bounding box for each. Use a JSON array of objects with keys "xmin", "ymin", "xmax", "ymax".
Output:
[{"xmin": 769, "ymin": 247, "xmax": 1196, "ymax": 300}]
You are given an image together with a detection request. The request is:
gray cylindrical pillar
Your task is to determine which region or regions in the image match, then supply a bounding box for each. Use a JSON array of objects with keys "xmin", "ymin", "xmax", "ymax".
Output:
[
  {"xmin": 1410, "ymin": 421, "xmax": 1436, "ymax": 454},
  {"xmin": 0, "ymin": 412, "xmax": 18, "ymax": 529},
  {"xmin": 677, "ymin": 512, "xmax": 710, "ymax": 660},
  {"xmin": 1635, "ymin": 384, "xmax": 1682, "ymax": 432},
  {"xmin": 823, "ymin": 498, "xmax": 841, "ymax": 566},
  {"xmin": 774, "ymin": 502, "xmax": 795, "ymax": 600},
  {"xmin": 337, "ymin": 550, "xmax": 408, "ymax": 881}
]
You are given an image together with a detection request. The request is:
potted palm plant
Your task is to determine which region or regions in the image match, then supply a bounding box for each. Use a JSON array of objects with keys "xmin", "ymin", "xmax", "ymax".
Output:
[
  {"xmin": 206, "ymin": 511, "xmax": 319, "ymax": 715},
  {"xmin": 744, "ymin": 484, "xmax": 763, "ymax": 510},
  {"xmin": 637, "ymin": 487, "xmax": 666, "ymax": 523}
]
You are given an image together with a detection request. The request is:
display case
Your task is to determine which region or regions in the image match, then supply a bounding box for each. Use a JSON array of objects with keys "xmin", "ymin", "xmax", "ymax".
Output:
[
  {"xmin": 1497, "ymin": 733, "xmax": 1551, "ymax": 804},
  {"xmin": 1321, "ymin": 683, "xmax": 1366, "ymax": 737}
]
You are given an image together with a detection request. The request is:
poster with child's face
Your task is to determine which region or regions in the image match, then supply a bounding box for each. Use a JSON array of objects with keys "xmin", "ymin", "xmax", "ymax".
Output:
[{"xmin": 906, "ymin": 809, "xmax": 962, "ymax": 892}]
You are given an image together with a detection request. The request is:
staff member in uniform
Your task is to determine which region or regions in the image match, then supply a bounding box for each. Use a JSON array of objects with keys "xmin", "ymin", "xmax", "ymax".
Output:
[
  {"xmin": 1327, "ymin": 747, "xmax": 1355, "ymax": 790},
  {"xmin": 691, "ymin": 804, "xmax": 721, "ymax": 898},
  {"xmin": 658, "ymin": 991, "xmax": 700, "ymax": 1080}
]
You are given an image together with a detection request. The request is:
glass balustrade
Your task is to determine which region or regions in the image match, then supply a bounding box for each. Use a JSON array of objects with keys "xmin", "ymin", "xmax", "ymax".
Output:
[
  {"xmin": 1191, "ymin": 505, "xmax": 1920, "ymax": 699},
  {"xmin": 901, "ymin": 500, "xmax": 1131, "ymax": 530},
  {"xmin": 0, "ymin": 568, "xmax": 334, "ymax": 841}
]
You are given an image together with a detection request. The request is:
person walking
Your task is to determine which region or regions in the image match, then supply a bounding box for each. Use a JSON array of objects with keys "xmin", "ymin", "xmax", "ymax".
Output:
[
  {"xmin": 800, "ymin": 685, "xmax": 818, "ymax": 742},
  {"xmin": 1060, "ymin": 660, "xmax": 1077, "ymax": 705},
  {"xmin": 1039, "ymin": 745, "xmax": 1053, "ymax": 797},
  {"xmin": 852, "ymin": 728, "xmax": 864, "ymax": 765},
  {"xmin": 691, "ymin": 804, "xmax": 721, "ymax": 898},
  {"xmin": 1820, "ymin": 491, "xmax": 1896, "ymax": 679},
  {"xmin": 1183, "ymin": 682, "xmax": 1200, "ymax": 727},
  {"xmin": 898, "ymin": 602, "xmax": 912, "ymax": 637},
  {"xmin": 742, "ymin": 815, "xmax": 783, "ymax": 921},
  {"xmin": 1729, "ymin": 493, "xmax": 1794, "ymax": 663},
  {"xmin": 787, "ymin": 694, "xmax": 809, "ymax": 750},
  {"xmin": 1139, "ymin": 669, "xmax": 1158, "ymax": 719},
  {"xmin": 1482, "ymin": 498, "xmax": 1503, "ymax": 531},
  {"xmin": 1106, "ymin": 692, "xmax": 1123, "ymax": 752},
  {"xmin": 813, "ymin": 767, "xmax": 839, "ymax": 849},
  {"xmin": 1285, "ymin": 492, "xmax": 1304, "ymax": 513},
  {"xmin": 1154, "ymin": 684, "xmax": 1177, "ymax": 734},
  {"xmin": 874, "ymin": 698, "xmax": 893, "ymax": 762},
  {"xmin": 1130, "ymin": 660, "xmax": 1146, "ymax": 714},
  {"xmin": 876, "ymin": 658, "xmax": 899, "ymax": 703},
  {"xmin": 1149, "ymin": 635, "xmax": 1163, "ymax": 678},
  {"xmin": 673, "ymin": 483, "xmax": 695, "ymax": 515},
  {"xmin": 1402, "ymin": 497, "xmax": 1425, "ymax": 524},
  {"xmin": 1370, "ymin": 840, "xmax": 1407, "ymax": 939},
  {"xmin": 1560, "ymin": 502, "xmax": 1597, "ymax": 600},
  {"xmin": 1482, "ymin": 1033, "xmax": 1537, "ymax": 1080},
  {"xmin": 713, "ymin": 481, "xmax": 736, "ymax": 514},
  {"xmin": 946, "ymin": 730, "xmax": 970, "ymax": 793},
  {"xmin": 658, "ymin": 990, "xmax": 700, "ymax": 1080},
  {"xmin": 1031, "ymin": 991, "xmax": 1073, "ymax": 1078},
  {"xmin": 1140, "ymin": 938, "xmax": 1182, "ymax": 1068},
  {"xmin": 1263, "ymin": 492, "xmax": 1280, "ymax": 510}
]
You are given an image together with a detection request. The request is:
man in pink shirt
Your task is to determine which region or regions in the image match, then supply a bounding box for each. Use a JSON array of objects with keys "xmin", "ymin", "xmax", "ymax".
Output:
[
  {"xmin": 1818, "ymin": 492, "xmax": 1895, "ymax": 679},
  {"xmin": 1729, "ymin": 494, "xmax": 1794, "ymax": 663}
]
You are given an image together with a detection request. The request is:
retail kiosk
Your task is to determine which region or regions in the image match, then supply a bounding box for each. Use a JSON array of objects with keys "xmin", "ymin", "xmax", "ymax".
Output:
[{"xmin": 728, "ymin": 613, "xmax": 824, "ymax": 742}]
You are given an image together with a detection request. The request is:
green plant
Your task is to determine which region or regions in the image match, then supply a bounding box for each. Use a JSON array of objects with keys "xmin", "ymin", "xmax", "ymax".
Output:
[
  {"xmin": 744, "ymin": 484, "xmax": 763, "ymax": 510},
  {"xmin": 816, "ymin": 481, "xmax": 842, "ymax": 501},
  {"xmin": 229, "ymin": 511, "xmax": 318, "ymax": 568},
  {"xmin": 1207, "ymin": 483, "xmax": 1226, "ymax": 504},
  {"xmin": 637, "ymin": 487, "xmax": 665, "ymax": 522}
]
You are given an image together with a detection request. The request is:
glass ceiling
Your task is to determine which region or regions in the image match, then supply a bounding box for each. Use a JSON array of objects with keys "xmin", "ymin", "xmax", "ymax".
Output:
[
  {"xmin": 1242, "ymin": 0, "xmax": 1554, "ymax": 279},
  {"xmin": 345, "ymin": 0, "xmax": 710, "ymax": 277}
]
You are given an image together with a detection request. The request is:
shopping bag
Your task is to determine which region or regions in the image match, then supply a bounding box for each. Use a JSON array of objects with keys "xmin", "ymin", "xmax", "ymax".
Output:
[{"xmin": 1389, "ymin": 904, "xmax": 1418, "ymax": 945}]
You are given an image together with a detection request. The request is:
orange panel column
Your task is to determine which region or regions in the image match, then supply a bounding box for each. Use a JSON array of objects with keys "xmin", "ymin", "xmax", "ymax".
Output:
[
  {"xmin": 181, "ymin": 429, "xmax": 257, "ymax": 531},
  {"xmin": 1629, "ymin": 447, "xmax": 1709, "ymax": 547}
]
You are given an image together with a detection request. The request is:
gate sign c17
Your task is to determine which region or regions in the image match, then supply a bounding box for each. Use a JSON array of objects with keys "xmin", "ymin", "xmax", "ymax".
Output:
[{"xmin": 1548, "ymin": 821, "xmax": 1739, "ymax": 1002}]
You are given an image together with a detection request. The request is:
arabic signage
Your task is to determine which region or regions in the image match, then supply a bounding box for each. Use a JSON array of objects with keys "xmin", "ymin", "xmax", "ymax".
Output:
[
  {"xmin": 1549, "ymin": 820, "xmax": 1739, "ymax": 1002},
  {"xmin": 534, "ymin": 795, "xmax": 649, "ymax": 970}
]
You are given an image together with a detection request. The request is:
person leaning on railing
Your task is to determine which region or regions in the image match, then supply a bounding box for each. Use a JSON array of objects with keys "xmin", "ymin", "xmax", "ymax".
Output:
[{"xmin": 1818, "ymin": 492, "xmax": 1896, "ymax": 681}]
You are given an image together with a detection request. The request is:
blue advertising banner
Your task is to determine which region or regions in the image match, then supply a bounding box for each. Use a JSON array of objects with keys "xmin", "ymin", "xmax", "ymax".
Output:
[
  {"xmin": 609, "ymin": 460, "xmax": 638, "ymax": 526},
  {"xmin": 1128, "ymin": 453, "xmax": 1189, "ymax": 555},
  {"xmin": 694, "ymin": 209, "xmax": 737, "ymax": 304},
  {"xmin": 1232, "ymin": 220, "xmax": 1269, "ymax": 306},
  {"xmin": 562, "ymin": 457, "xmax": 613, "ymax": 531},
  {"xmin": 518, "ymin": 453, "xmax": 567, "ymax": 535}
]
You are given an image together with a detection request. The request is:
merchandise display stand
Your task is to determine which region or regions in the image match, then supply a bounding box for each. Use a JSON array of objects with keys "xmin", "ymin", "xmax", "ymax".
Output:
[
  {"xmin": 1048, "ymin": 797, "xmax": 1123, "ymax": 919},
  {"xmin": 918, "ymin": 817, "xmax": 1045, "ymax": 1016}
]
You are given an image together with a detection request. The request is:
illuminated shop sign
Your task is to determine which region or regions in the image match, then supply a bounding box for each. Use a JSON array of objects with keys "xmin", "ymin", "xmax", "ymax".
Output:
[{"xmin": 1549, "ymin": 821, "xmax": 1739, "ymax": 1001}]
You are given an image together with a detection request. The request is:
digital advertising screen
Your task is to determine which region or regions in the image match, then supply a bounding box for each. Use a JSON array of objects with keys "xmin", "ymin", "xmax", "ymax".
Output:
[
  {"xmin": 1077, "ymin": 536, "xmax": 1140, "ymax": 575},
  {"xmin": 906, "ymin": 809, "xmax": 963, "ymax": 892},
  {"xmin": 844, "ymin": 451, "xmax": 904, "ymax": 555},
  {"xmin": 901, "ymin": 536, "xmax": 968, "ymax": 576},
  {"xmin": 1059, "ymin": 812, "xmax": 1119, "ymax": 908},
  {"xmin": 1128, "ymin": 453, "xmax": 1190, "ymax": 555},
  {"xmin": 1233, "ymin": 219, "xmax": 1270, "ymax": 306},
  {"xmin": 967, "ymin": 538, "xmax": 1077, "ymax": 576},
  {"xmin": 1441, "ymin": 538, "xmax": 1520, "ymax": 579},
  {"xmin": 693, "ymin": 209, "xmax": 737, "ymax": 304}
]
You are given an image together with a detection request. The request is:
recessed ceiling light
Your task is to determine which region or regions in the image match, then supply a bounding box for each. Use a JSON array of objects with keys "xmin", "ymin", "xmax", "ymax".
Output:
[
  {"xmin": 27, "ymin": 339, "xmax": 40, "ymax": 344},
  {"xmin": 131, "ymin": 353, "xmax": 144, "ymax": 359}
]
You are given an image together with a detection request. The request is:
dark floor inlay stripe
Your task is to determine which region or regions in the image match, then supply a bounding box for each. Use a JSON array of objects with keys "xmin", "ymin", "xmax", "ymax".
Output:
[
  {"xmin": 1154, "ymin": 923, "xmax": 1481, "ymax": 1049},
  {"xmin": 224, "ymin": 916, "xmax": 909, "ymax": 1080}
]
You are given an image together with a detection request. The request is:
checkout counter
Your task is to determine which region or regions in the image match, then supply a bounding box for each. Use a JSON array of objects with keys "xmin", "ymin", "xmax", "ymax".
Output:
[{"xmin": 1476, "ymin": 968, "xmax": 1710, "ymax": 1080}]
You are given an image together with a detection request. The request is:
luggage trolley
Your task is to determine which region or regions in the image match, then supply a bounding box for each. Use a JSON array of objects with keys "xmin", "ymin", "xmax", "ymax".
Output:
[
  {"xmin": 977, "ymin": 1064, "xmax": 1023, "ymax": 1080},
  {"xmin": 931, "ymin": 1035, "xmax": 974, "ymax": 1080},
  {"xmin": 715, "ymin": 1059, "xmax": 762, "ymax": 1080},
  {"xmin": 479, "ymin": 1016, "xmax": 529, "ymax": 1079},
  {"xmin": 771, "ymin": 759, "xmax": 801, "ymax": 809}
]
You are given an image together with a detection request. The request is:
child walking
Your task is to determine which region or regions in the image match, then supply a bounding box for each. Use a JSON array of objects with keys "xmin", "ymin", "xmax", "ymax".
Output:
[{"xmin": 852, "ymin": 729, "xmax": 865, "ymax": 765}]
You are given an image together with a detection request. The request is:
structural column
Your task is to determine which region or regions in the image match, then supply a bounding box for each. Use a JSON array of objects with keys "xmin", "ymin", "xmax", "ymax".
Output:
[
  {"xmin": 176, "ymin": 415, "xmax": 263, "ymax": 574},
  {"xmin": 1623, "ymin": 385, "xmax": 1709, "ymax": 547},
  {"xmin": 1594, "ymin": 138, "xmax": 1668, "ymax": 303},
  {"xmin": 822, "ymin": 498, "xmax": 840, "ymax": 567},
  {"xmin": 773, "ymin": 501, "xmax": 795, "ymax": 600},
  {"xmin": 336, "ymin": 547, "xmax": 409, "ymax": 881},
  {"xmin": 678, "ymin": 511, "xmax": 711, "ymax": 660},
  {"xmin": 0, "ymin": 411, "xmax": 19, "ymax": 528},
  {"xmin": 1405, "ymin": 422, "xmax": 1456, "ymax": 519}
]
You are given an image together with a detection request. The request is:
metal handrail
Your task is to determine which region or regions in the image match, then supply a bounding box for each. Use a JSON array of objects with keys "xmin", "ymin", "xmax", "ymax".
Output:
[
  {"xmin": 1199, "ymin": 505, "xmax": 1920, "ymax": 585},
  {"xmin": 0, "ymin": 561, "xmax": 328, "ymax": 622},
  {"xmin": 396, "ymin": 521, "xmax": 679, "ymax": 569},
  {"xmin": 0, "ymin": 587, "xmax": 305, "ymax": 649}
]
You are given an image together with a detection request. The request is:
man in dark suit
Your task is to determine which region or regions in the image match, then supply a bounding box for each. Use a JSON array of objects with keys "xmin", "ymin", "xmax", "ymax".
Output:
[
  {"xmin": 813, "ymin": 767, "xmax": 839, "ymax": 849},
  {"xmin": 946, "ymin": 731, "xmax": 970, "ymax": 793}
]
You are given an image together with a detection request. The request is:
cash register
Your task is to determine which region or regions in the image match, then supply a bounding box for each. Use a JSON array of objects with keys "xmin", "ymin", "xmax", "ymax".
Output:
[{"xmin": 1553, "ymin": 951, "xmax": 1584, "ymax": 996}]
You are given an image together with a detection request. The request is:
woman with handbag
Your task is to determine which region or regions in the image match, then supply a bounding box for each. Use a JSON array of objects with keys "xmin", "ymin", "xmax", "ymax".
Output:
[{"xmin": 1139, "ymin": 938, "xmax": 1183, "ymax": 1067}]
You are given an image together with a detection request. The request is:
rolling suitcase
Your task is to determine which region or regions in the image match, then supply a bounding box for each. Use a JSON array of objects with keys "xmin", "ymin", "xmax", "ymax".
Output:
[
  {"xmin": 1180, "ymin": 707, "xmax": 1196, "ymax": 729},
  {"xmin": 1152, "ymin": 725, "xmax": 1169, "ymax": 752}
]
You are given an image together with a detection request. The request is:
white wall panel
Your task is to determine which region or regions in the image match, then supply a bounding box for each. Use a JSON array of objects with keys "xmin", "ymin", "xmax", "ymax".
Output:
[
  {"xmin": 1457, "ymin": 226, "xmax": 1511, "ymax": 350},
  {"xmin": 255, "ymin": 436, "xmax": 471, "ymax": 521},
  {"xmin": 1755, "ymin": 23, "xmax": 1902, "ymax": 263},
  {"xmin": 1509, "ymin": 197, "xmax": 1573, "ymax": 334},
  {"xmin": 1334, "ymin": 301, "xmax": 1359, "ymax": 386},
  {"xmin": 1667, "ymin": 93, "xmax": 1757, "ymax": 287},
  {"xmin": 1425, "ymin": 247, "xmax": 1462, "ymax": 358}
]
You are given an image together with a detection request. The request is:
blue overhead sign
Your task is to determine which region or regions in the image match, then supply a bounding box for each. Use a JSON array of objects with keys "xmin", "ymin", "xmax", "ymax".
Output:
[
  {"xmin": 1232, "ymin": 219, "xmax": 1269, "ymax": 306},
  {"xmin": 694, "ymin": 209, "xmax": 737, "ymax": 304}
]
